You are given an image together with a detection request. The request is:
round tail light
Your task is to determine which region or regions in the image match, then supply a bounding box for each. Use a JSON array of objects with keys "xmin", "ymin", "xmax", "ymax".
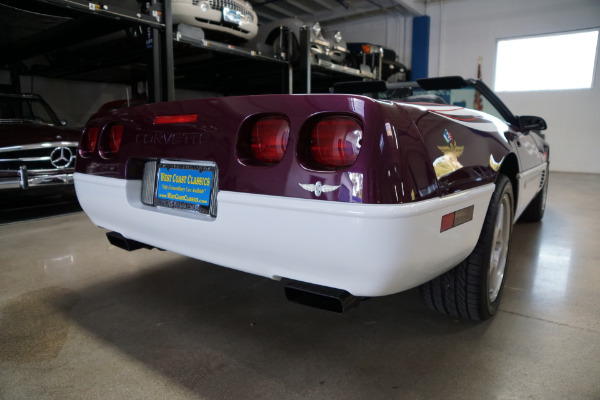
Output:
[
  {"xmin": 250, "ymin": 117, "xmax": 290, "ymax": 164},
  {"xmin": 99, "ymin": 124, "xmax": 124, "ymax": 158},
  {"xmin": 80, "ymin": 126, "xmax": 99, "ymax": 156},
  {"xmin": 108, "ymin": 125, "xmax": 123, "ymax": 153},
  {"xmin": 310, "ymin": 117, "xmax": 362, "ymax": 168}
]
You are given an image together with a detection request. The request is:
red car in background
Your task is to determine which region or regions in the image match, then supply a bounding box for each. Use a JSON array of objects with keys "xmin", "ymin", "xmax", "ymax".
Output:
[{"xmin": 0, "ymin": 92, "xmax": 80, "ymax": 192}]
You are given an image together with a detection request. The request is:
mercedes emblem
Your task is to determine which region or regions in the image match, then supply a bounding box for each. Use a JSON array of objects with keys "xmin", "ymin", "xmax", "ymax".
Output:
[{"xmin": 50, "ymin": 147, "xmax": 74, "ymax": 169}]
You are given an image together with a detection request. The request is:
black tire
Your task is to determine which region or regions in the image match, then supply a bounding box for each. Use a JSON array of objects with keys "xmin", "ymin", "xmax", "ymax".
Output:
[
  {"xmin": 420, "ymin": 174, "xmax": 515, "ymax": 321},
  {"xmin": 519, "ymin": 166, "xmax": 549, "ymax": 222}
]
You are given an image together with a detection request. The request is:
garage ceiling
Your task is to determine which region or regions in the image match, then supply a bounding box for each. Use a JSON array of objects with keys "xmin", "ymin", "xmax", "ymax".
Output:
[{"xmin": 252, "ymin": 0, "xmax": 425, "ymax": 24}]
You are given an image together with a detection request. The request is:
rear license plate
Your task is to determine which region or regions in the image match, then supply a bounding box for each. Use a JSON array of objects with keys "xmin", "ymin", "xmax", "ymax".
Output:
[{"xmin": 154, "ymin": 160, "xmax": 217, "ymax": 217}]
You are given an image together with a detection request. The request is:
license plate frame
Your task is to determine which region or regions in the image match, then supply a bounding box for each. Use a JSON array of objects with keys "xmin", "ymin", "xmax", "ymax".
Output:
[
  {"xmin": 153, "ymin": 159, "xmax": 218, "ymax": 218},
  {"xmin": 223, "ymin": 7, "xmax": 243, "ymax": 26}
]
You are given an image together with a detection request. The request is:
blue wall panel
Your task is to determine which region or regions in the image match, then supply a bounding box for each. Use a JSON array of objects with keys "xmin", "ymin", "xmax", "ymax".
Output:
[{"xmin": 411, "ymin": 16, "xmax": 430, "ymax": 80}]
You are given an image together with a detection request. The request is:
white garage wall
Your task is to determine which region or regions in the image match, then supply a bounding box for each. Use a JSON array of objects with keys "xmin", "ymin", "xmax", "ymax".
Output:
[
  {"xmin": 426, "ymin": 0, "xmax": 600, "ymax": 173},
  {"xmin": 21, "ymin": 76, "xmax": 132, "ymax": 128},
  {"xmin": 0, "ymin": 71, "xmax": 217, "ymax": 128},
  {"xmin": 0, "ymin": 71, "xmax": 131, "ymax": 128}
]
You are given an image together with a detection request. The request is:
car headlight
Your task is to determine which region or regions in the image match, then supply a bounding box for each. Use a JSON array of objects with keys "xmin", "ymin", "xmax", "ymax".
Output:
[
  {"xmin": 333, "ymin": 31, "xmax": 342, "ymax": 43},
  {"xmin": 194, "ymin": 1, "xmax": 209, "ymax": 12},
  {"xmin": 312, "ymin": 22, "xmax": 322, "ymax": 37}
]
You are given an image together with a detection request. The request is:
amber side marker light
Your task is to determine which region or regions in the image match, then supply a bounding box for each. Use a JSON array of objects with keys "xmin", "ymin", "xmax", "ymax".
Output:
[
  {"xmin": 154, "ymin": 114, "xmax": 198, "ymax": 124},
  {"xmin": 441, "ymin": 205, "xmax": 474, "ymax": 232}
]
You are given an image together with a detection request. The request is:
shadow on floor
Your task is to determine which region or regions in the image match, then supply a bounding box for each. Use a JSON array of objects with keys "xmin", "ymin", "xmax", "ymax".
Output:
[
  {"xmin": 0, "ymin": 188, "xmax": 81, "ymax": 224},
  {"xmin": 49, "ymin": 255, "xmax": 492, "ymax": 398},
  {"xmin": 8, "ymin": 215, "xmax": 593, "ymax": 399}
]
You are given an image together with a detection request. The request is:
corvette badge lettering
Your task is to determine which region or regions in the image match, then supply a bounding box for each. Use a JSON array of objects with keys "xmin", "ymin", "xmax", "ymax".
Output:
[
  {"xmin": 136, "ymin": 125, "xmax": 217, "ymax": 146},
  {"xmin": 136, "ymin": 132, "xmax": 203, "ymax": 145},
  {"xmin": 299, "ymin": 181, "xmax": 341, "ymax": 197}
]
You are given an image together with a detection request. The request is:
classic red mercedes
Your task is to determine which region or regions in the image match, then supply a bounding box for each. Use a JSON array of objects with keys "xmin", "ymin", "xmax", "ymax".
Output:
[
  {"xmin": 74, "ymin": 77, "xmax": 549, "ymax": 320},
  {"xmin": 0, "ymin": 92, "xmax": 80, "ymax": 191}
]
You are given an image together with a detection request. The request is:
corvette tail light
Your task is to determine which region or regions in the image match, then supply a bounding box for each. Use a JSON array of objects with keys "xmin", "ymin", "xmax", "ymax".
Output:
[
  {"xmin": 99, "ymin": 124, "xmax": 124, "ymax": 157},
  {"xmin": 310, "ymin": 117, "xmax": 362, "ymax": 168},
  {"xmin": 250, "ymin": 117, "xmax": 290, "ymax": 164},
  {"xmin": 108, "ymin": 125, "xmax": 123, "ymax": 153},
  {"xmin": 81, "ymin": 126, "xmax": 99, "ymax": 156}
]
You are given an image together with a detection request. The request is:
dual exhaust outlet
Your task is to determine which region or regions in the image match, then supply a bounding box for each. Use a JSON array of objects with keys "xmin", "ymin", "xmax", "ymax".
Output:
[{"xmin": 107, "ymin": 231, "xmax": 363, "ymax": 313}]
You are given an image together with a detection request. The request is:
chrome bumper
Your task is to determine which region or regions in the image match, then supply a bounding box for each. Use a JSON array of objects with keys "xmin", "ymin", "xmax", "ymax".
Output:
[{"xmin": 0, "ymin": 166, "xmax": 74, "ymax": 190}]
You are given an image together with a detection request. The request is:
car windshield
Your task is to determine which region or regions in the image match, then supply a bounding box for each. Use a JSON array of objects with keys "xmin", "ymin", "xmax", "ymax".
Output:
[
  {"xmin": 0, "ymin": 96, "xmax": 61, "ymax": 125},
  {"xmin": 382, "ymin": 84, "xmax": 506, "ymax": 121}
]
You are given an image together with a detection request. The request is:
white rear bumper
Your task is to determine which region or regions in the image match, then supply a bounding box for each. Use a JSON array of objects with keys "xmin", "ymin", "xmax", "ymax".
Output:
[{"xmin": 74, "ymin": 173, "xmax": 494, "ymax": 297}]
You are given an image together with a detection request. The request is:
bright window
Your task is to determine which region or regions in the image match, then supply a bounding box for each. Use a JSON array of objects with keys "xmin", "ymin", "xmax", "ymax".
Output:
[{"xmin": 494, "ymin": 29, "xmax": 599, "ymax": 92}]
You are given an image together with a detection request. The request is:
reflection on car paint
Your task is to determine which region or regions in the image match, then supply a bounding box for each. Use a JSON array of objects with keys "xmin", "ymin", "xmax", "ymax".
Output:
[
  {"xmin": 433, "ymin": 130, "xmax": 465, "ymax": 179},
  {"xmin": 489, "ymin": 154, "xmax": 502, "ymax": 171},
  {"xmin": 385, "ymin": 122, "xmax": 399, "ymax": 149},
  {"xmin": 348, "ymin": 172, "xmax": 363, "ymax": 203}
]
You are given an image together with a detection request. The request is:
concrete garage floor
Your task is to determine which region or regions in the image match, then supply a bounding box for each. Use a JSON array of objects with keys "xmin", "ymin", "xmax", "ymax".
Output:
[{"xmin": 0, "ymin": 172, "xmax": 599, "ymax": 400}]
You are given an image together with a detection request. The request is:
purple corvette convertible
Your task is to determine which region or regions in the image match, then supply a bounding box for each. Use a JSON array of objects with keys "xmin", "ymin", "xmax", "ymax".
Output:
[{"xmin": 74, "ymin": 77, "xmax": 548, "ymax": 320}]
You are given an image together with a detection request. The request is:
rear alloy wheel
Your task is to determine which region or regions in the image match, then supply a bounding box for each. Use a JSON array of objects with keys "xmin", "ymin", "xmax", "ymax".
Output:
[
  {"xmin": 488, "ymin": 187, "xmax": 512, "ymax": 304},
  {"xmin": 420, "ymin": 174, "xmax": 514, "ymax": 320}
]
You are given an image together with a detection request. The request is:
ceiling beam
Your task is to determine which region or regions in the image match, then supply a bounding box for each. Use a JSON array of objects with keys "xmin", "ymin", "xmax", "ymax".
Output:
[
  {"xmin": 391, "ymin": 0, "xmax": 425, "ymax": 16},
  {"xmin": 285, "ymin": 0, "xmax": 316, "ymax": 14},
  {"xmin": 310, "ymin": 0, "xmax": 336, "ymax": 11},
  {"xmin": 302, "ymin": 1, "xmax": 382, "ymax": 24},
  {"xmin": 253, "ymin": 7, "xmax": 281, "ymax": 23},
  {"xmin": 263, "ymin": 3, "xmax": 297, "ymax": 17}
]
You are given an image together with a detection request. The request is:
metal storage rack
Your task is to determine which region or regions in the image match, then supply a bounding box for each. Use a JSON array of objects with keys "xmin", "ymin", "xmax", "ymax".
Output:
[
  {"xmin": 296, "ymin": 26, "xmax": 378, "ymax": 94},
  {"xmin": 1, "ymin": 0, "xmax": 380, "ymax": 99}
]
